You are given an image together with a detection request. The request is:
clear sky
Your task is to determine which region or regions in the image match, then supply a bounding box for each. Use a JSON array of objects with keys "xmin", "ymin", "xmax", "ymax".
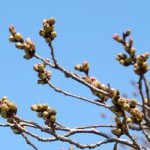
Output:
[{"xmin": 0, "ymin": 1, "xmax": 150, "ymax": 150}]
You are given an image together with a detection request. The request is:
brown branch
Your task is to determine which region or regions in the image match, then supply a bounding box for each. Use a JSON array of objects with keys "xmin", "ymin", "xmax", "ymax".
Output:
[
  {"xmin": 143, "ymin": 75, "xmax": 150, "ymax": 104},
  {"xmin": 21, "ymin": 132, "xmax": 39, "ymax": 150},
  {"xmin": 138, "ymin": 75, "xmax": 150, "ymax": 126},
  {"xmin": 34, "ymin": 53, "xmax": 110, "ymax": 97},
  {"xmin": 46, "ymin": 79, "xmax": 109, "ymax": 108},
  {"xmin": 113, "ymin": 142, "xmax": 118, "ymax": 150}
]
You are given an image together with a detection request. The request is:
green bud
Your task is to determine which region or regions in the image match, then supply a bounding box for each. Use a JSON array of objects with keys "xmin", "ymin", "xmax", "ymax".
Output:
[
  {"xmin": 115, "ymin": 117, "xmax": 121, "ymax": 124},
  {"xmin": 129, "ymin": 47, "xmax": 136, "ymax": 56},
  {"xmin": 1, "ymin": 112, "xmax": 7, "ymax": 118},
  {"xmin": 38, "ymin": 64, "xmax": 45, "ymax": 72},
  {"xmin": 2, "ymin": 96, "xmax": 8, "ymax": 101},
  {"xmin": 15, "ymin": 43, "xmax": 24, "ymax": 49},
  {"xmin": 37, "ymin": 103, "xmax": 43, "ymax": 111},
  {"xmin": 111, "ymin": 128, "xmax": 122, "ymax": 136},
  {"xmin": 45, "ymin": 38, "xmax": 51, "ymax": 44},
  {"xmin": 1, "ymin": 104, "xmax": 9, "ymax": 112},
  {"xmin": 51, "ymin": 109, "xmax": 57, "ymax": 115},
  {"xmin": 50, "ymin": 115, "xmax": 56, "ymax": 123},
  {"xmin": 130, "ymin": 99, "xmax": 137, "ymax": 107},
  {"xmin": 37, "ymin": 80, "xmax": 45, "ymax": 84},
  {"xmin": 39, "ymin": 29, "xmax": 46, "ymax": 37},
  {"xmin": 9, "ymin": 102, "xmax": 17, "ymax": 111},
  {"xmin": 24, "ymin": 54, "xmax": 31, "ymax": 60},
  {"xmin": 124, "ymin": 29, "xmax": 131, "ymax": 37},
  {"xmin": 37, "ymin": 112, "xmax": 43, "ymax": 117},
  {"xmin": 14, "ymin": 33, "xmax": 23, "ymax": 42},
  {"xmin": 51, "ymin": 31, "xmax": 57, "ymax": 40},
  {"xmin": 43, "ymin": 111, "xmax": 49, "ymax": 119},
  {"xmin": 38, "ymin": 73, "xmax": 46, "ymax": 80},
  {"xmin": 42, "ymin": 103, "xmax": 49, "ymax": 111}
]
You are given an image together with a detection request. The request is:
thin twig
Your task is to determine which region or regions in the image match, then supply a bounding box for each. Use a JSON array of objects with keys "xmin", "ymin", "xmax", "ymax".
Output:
[
  {"xmin": 138, "ymin": 75, "xmax": 150, "ymax": 125},
  {"xmin": 143, "ymin": 75, "xmax": 150, "ymax": 104},
  {"xmin": 46, "ymin": 79, "xmax": 109, "ymax": 108},
  {"xmin": 113, "ymin": 142, "xmax": 118, "ymax": 150},
  {"xmin": 21, "ymin": 132, "xmax": 39, "ymax": 150}
]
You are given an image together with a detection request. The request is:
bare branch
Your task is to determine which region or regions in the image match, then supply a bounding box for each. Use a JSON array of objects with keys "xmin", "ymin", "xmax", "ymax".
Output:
[{"xmin": 21, "ymin": 133, "xmax": 39, "ymax": 150}]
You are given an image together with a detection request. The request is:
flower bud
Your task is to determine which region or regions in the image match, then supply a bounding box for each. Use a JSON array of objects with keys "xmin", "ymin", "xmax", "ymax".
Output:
[
  {"xmin": 1, "ymin": 113, "xmax": 7, "ymax": 118},
  {"xmin": 48, "ymin": 17, "xmax": 56, "ymax": 26},
  {"xmin": 37, "ymin": 112, "xmax": 43, "ymax": 118},
  {"xmin": 15, "ymin": 43, "xmax": 24, "ymax": 49},
  {"xmin": 113, "ymin": 34, "xmax": 123, "ymax": 43},
  {"xmin": 137, "ymin": 112, "xmax": 144, "ymax": 121},
  {"xmin": 38, "ymin": 64, "xmax": 45, "ymax": 72},
  {"xmin": 45, "ymin": 70, "xmax": 52, "ymax": 78},
  {"xmin": 34, "ymin": 64, "xmax": 39, "ymax": 72},
  {"xmin": 110, "ymin": 89, "xmax": 119, "ymax": 98},
  {"xmin": 38, "ymin": 73, "xmax": 46, "ymax": 80},
  {"xmin": 74, "ymin": 64, "xmax": 81, "ymax": 71},
  {"xmin": 14, "ymin": 33, "xmax": 23, "ymax": 42},
  {"xmin": 126, "ymin": 117, "xmax": 132, "ymax": 123},
  {"xmin": 124, "ymin": 29, "xmax": 131, "ymax": 37},
  {"xmin": 50, "ymin": 115, "xmax": 56, "ymax": 123},
  {"xmin": 43, "ymin": 19, "xmax": 48, "ymax": 25},
  {"xmin": 39, "ymin": 29, "xmax": 46, "ymax": 37},
  {"xmin": 9, "ymin": 25, "xmax": 16, "ymax": 35},
  {"xmin": 82, "ymin": 61, "xmax": 89, "ymax": 73},
  {"xmin": 2, "ymin": 96, "xmax": 8, "ymax": 101},
  {"xmin": 116, "ymin": 111, "xmax": 123, "ymax": 117},
  {"xmin": 45, "ymin": 38, "xmax": 51, "ymax": 44},
  {"xmin": 130, "ymin": 99, "xmax": 136, "ymax": 107},
  {"xmin": 142, "ymin": 62, "xmax": 148, "ymax": 69},
  {"xmin": 31, "ymin": 104, "xmax": 38, "ymax": 111},
  {"xmin": 9, "ymin": 102, "xmax": 17, "ymax": 111},
  {"xmin": 42, "ymin": 103, "xmax": 49, "ymax": 111},
  {"xmin": 37, "ymin": 80, "xmax": 45, "ymax": 84},
  {"xmin": 51, "ymin": 109, "xmax": 57, "ymax": 115},
  {"xmin": 9, "ymin": 35, "xmax": 15, "ymax": 42},
  {"xmin": 37, "ymin": 103, "xmax": 43, "ymax": 111},
  {"xmin": 24, "ymin": 54, "xmax": 31, "ymax": 60},
  {"xmin": 1, "ymin": 103, "xmax": 9, "ymax": 112},
  {"xmin": 43, "ymin": 111, "xmax": 49, "ymax": 119},
  {"xmin": 129, "ymin": 47, "xmax": 136, "ymax": 56},
  {"xmin": 111, "ymin": 128, "xmax": 122, "ymax": 136},
  {"xmin": 129, "ymin": 38, "xmax": 133, "ymax": 47},
  {"xmin": 51, "ymin": 31, "xmax": 57, "ymax": 40},
  {"xmin": 115, "ymin": 117, "xmax": 121, "ymax": 124},
  {"xmin": 110, "ymin": 106, "xmax": 117, "ymax": 113}
]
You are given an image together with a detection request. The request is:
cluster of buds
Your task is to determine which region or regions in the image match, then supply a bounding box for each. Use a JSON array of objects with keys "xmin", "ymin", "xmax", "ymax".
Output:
[
  {"xmin": 134, "ymin": 52, "xmax": 149, "ymax": 75},
  {"xmin": 116, "ymin": 53, "xmax": 133, "ymax": 66},
  {"xmin": 0, "ymin": 96, "xmax": 17, "ymax": 119},
  {"xmin": 34, "ymin": 63, "xmax": 52, "ymax": 84},
  {"xmin": 110, "ymin": 96, "xmax": 144, "ymax": 136},
  {"xmin": 74, "ymin": 61, "xmax": 90, "ymax": 75},
  {"xmin": 9, "ymin": 25, "xmax": 36, "ymax": 59},
  {"xmin": 111, "ymin": 98, "xmax": 144, "ymax": 136},
  {"xmin": 113, "ymin": 29, "xmax": 149, "ymax": 75},
  {"xmin": 39, "ymin": 17, "xmax": 57, "ymax": 43},
  {"xmin": 82, "ymin": 76, "xmax": 109, "ymax": 102},
  {"xmin": 31, "ymin": 103, "xmax": 57, "ymax": 127},
  {"xmin": 113, "ymin": 29, "xmax": 136, "ymax": 67}
]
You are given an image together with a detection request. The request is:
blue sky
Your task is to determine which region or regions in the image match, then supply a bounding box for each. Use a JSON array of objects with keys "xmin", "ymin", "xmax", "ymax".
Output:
[{"xmin": 0, "ymin": 1, "xmax": 150, "ymax": 150}]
